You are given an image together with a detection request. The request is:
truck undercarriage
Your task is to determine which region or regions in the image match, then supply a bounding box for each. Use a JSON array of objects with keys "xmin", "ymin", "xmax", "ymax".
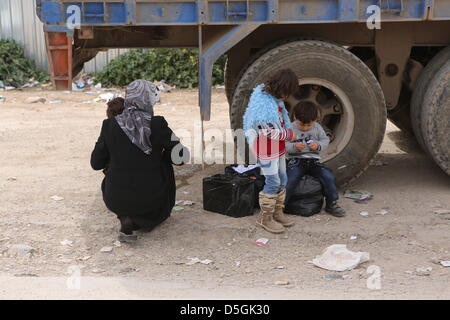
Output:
[{"xmin": 37, "ymin": 0, "xmax": 450, "ymax": 183}]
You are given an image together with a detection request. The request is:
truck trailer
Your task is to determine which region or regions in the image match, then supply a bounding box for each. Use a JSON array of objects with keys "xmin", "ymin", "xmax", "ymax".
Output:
[{"xmin": 36, "ymin": 0, "xmax": 450, "ymax": 184}]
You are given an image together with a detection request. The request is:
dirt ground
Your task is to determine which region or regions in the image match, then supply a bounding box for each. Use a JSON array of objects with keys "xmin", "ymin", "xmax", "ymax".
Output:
[{"xmin": 0, "ymin": 88, "xmax": 449, "ymax": 300}]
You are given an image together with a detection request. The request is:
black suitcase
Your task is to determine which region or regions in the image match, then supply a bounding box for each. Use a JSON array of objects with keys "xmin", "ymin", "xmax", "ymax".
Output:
[
  {"xmin": 203, "ymin": 174, "xmax": 256, "ymax": 218},
  {"xmin": 224, "ymin": 165, "xmax": 265, "ymax": 208}
]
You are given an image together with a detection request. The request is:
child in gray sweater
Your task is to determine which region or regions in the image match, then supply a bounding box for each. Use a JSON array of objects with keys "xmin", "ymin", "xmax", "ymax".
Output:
[{"xmin": 285, "ymin": 101, "xmax": 346, "ymax": 217}]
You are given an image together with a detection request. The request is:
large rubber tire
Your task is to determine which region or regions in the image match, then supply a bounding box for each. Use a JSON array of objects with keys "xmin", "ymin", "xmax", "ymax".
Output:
[
  {"xmin": 225, "ymin": 37, "xmax": 323, "ymax": 106},
  {"xmin": 421, "ymin": 60, "xmax": 450, "ymax": 175},
  {"xmin": 411, "ymin": 46, "xmax": 450, "ymax": 152},
  {"xmin": 230, "ymin": 40, "xmax": 386, "ymax": 185},
  {"xmin": 224, "ymin": 59, "xmax": 235, "ymax": 104}
]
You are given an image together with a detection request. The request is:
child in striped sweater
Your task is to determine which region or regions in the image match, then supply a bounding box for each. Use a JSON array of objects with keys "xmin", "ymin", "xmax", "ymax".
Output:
[{"xmin": 243, "ymin": 69, "xmax": 299, "ymax": 234}]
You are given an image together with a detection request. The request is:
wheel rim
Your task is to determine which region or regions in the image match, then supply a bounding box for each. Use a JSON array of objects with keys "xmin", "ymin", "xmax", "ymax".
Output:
[{"xmin": 286, "ymin": 78, "xmax": 355, "ymax": 162}]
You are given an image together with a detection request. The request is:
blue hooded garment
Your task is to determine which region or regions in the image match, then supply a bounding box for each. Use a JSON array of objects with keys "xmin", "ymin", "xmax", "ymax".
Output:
[{"xmin": 243, "ymin": 84, "xmax": 291, "ymax": 146}]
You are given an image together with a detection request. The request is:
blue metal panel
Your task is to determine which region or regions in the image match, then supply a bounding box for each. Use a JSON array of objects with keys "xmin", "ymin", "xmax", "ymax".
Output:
[
  {"xmin": 359, "ymin": 0, "xmax": 427, "ymax": 19},
  {"xmin": 41, "ymin": 1, "xmax": 63, "ymax": 23},
  {"xmin": 125, "ymin": 0, "xmax": 136, "ymax": 24},
  {"xmin": 84, "ymin": 2, "xmax": 105, "ymax": 23},
  {"xmin": 63, "ymin": 2, "xmax": 81, "ymax": 24},
  {"xmin": 63, "ymin": 2, "xmax": 105, "ymax": 24},
  {"xmin": 208, "ymin": 1, "xmax": 268, "ymax": 22},
  {"xmin": 37, "ymin": 0, "xmax": 450, "ymax": 26},
  {"xmin": 279, "ymin": 0, "xmax": 339, "ymax": 22},
  {"xmin": 338, "ymin": 0, "xmax": 359, "ymax": 21},
  {"xmin": 108, "ymin": 2, "xmax": 127, "ymax": 23},
  {"xmin": 136, "ymin": 2, "xmax": 198, "ymax": 24}
]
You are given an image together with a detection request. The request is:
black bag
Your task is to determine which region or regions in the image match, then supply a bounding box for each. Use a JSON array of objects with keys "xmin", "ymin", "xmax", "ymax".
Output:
[
  {"xmin": 203, "ymin": 174, "xmax": 256, "ymax": 218},
  {"xmin": 284, "ymin": 175, "xmax": 324, "ymax": 216},
  {"xmin": 224, "ymin": 165, "xmax": 265, "ymax": 208}
]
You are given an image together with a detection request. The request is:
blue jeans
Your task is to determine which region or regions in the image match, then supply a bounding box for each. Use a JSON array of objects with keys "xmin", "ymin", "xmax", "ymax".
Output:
[
  {"xmin": 258, "ymin": 155, "xmax": 287, "ymax": 195},
  {"xmin": 285, "ymin": 158, "xmax": 338, "ymax": 205}
]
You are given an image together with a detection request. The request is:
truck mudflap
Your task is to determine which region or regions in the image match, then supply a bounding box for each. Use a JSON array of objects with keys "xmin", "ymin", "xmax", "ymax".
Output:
[{"xmin": 45, "ymin": 32, "xmax": 73, "ymax": 90}]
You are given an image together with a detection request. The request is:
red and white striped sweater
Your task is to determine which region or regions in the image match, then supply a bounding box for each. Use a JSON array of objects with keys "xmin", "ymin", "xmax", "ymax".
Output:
[{"xmin": 253, "ymin": 106, "xmax": 294, "ymax": 160}]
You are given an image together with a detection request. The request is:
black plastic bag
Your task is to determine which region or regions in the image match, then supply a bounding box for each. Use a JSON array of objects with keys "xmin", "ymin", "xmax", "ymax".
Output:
[
  {"xmin": 284, "ymin": 175, "xmax": 324, "ymax": 216},
  {"xmin": 224, "ymin": 165, "xmax": 265, "ymax": 208},
  {"xmin": 203, "ymin": 174, "xmax": 256, "ymax": 218}
]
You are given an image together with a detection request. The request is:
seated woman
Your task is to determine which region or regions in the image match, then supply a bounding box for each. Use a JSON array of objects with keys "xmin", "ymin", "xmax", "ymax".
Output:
[{"xmin": 90, "ymin": 80, "xmax": 189, "ymax": 242}]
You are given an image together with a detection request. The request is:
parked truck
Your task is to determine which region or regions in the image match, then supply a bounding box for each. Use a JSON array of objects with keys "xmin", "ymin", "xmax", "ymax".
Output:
[{"xmin": 36, "ymin": 0, "xmax": 450, "ymax": 184}]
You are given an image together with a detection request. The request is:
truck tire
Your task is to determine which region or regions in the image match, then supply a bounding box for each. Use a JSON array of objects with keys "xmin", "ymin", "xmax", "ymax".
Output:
[
  {"xmin": 230, "ymin": 40, "xmax": 386, "ymax": 185},
  {"xmin": 411, "ymin": 46, "xmax": 450, "ymax": 152},
  {"xmin": 224, "ymin": 60, "xmax": 236, "ymax": 104},
  {"xmin": 225, "ymin": 37, "xmax": 322, "ymax": 106},
  {"xmin": 420, "ymin": 60, "xmax": 450, "ymax": 175}
]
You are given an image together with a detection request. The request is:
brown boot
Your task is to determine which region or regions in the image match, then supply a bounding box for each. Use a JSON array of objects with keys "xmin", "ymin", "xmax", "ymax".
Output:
[
  {"xmin": 256, "ymin": 192, "xmax": 285, "ymax": 234},
  {"xmin": 273, "ymin": 189, "xmax": 295, "ymax": 227}
]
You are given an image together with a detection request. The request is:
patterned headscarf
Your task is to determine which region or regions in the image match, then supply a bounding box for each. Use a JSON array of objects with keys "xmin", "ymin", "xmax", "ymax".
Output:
[{"xmin": 115, "ymin": 80, "xmax": 160, "ymax": 155}]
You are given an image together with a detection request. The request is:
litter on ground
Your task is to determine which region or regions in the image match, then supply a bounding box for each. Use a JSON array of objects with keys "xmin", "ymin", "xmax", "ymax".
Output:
[
  {"xmin": 255, "ymin": 238, "xmax": 269, "ymax": 246},
  {"xmin": 311, "ymin": 244, "xmax": 370, "ymax": 271},
  {"xmin": 154, "ymin": 80, "xmax": 175, "ymax": 92},
  {"xmin": 60, "ymin": 240, "xmax": 73, "ymax": 246},
  {"xmin": 344, "ymin": 190, "xmax": 374, "ymax": 203},
  {"xmin": 49, "ymin": 100, "xmax": 64, "ymax": 104},
  {"xmin": 20, "ymin": 81, "xmax": 40, "ymax": 89},
  {"xmin": 274, "ymin": 278, "xmax": 289, "ymax": 285},
  {"xmin": 98, "ymin": 93, "xmax": 116, "ymax": 102},
  {"xmin": 186, "ymin": 257, "xmax": 213, "ymax": 265},
  {"xmin": 434, "ymin": 209, "xmax": 450, "ymax": 215},
  {"xmin": 100, "ymin": 246, "xmax": 114, "ymax": 253},
  {"xmin": 440, "ymin": 261, "xmax": 450, "ymax": 267},
  {"xmin": 415, "ymin": 266, "xmax": 432, "ymax": 276}
]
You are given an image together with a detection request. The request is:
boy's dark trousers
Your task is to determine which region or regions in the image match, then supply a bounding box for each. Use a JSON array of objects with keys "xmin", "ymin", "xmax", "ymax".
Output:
[{"xmin": 285, "ymin": 158, "xmax": 338, "ymax": 206}]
